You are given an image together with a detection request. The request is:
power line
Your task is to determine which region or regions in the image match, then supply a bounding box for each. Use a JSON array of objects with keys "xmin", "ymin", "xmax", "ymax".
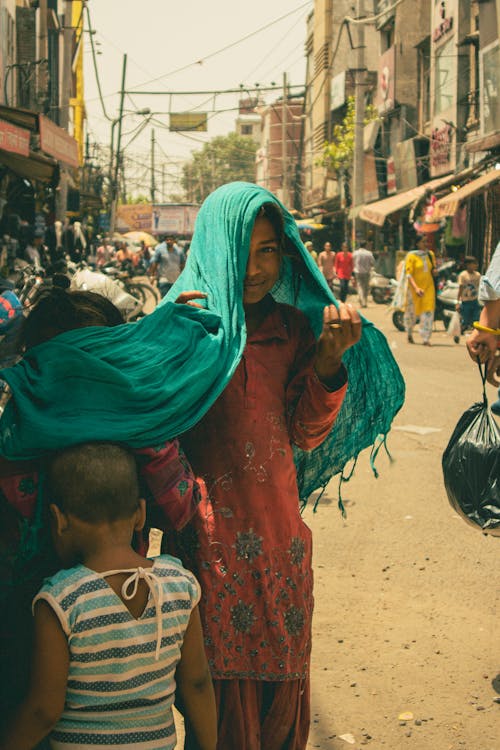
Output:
[{"xmin": 128, "ymin": 1, "xmax": 313, "ymax": 91}]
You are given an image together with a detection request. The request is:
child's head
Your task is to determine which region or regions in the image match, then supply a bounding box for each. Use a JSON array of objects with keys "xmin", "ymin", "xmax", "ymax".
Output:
[
  {"xmin": 47, "ymin": 442, "xmax": 143, "ymax": 563},
  {"xmin": 464, "ymin": 255, "xmax": 478, "ymax": 271},
  {"xmin": 244, "ymin": 202, "xmax": 285, "ymax": 305},
  {"xmin": 21, "ymin": 288, "xmax": 124, "ymax": 350}
]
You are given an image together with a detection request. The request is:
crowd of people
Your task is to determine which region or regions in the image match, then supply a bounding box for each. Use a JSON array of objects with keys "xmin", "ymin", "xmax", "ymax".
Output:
[{"xmin": 0, "ymin": 181, "xmax": 496, "ymax": 750}]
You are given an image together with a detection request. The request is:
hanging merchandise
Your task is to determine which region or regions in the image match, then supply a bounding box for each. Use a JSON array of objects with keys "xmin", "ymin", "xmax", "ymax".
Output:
[{"xmin": 442, "ymin": 364, "xmax": 500, "ymax": 536}]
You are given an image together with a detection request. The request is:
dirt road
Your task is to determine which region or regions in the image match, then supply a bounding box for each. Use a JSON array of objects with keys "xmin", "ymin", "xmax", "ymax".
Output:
[{"xmin": 306, "ymin": 302, "xmax": 499, "ymax": 750}]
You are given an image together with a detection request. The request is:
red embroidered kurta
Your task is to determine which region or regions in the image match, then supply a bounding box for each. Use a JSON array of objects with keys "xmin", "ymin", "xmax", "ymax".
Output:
[{"xmin": 181, "ymin": 301, "xmax": 347, "ymax": 681}]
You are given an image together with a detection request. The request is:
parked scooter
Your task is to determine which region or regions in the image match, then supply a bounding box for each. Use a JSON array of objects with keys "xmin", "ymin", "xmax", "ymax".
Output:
[{"xmin": 370, "ymin": 272, "xmax": 396, "ymax": 304}]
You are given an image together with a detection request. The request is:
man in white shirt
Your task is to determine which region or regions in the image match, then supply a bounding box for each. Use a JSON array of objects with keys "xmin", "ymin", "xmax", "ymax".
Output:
[
  {"xmin": 352, "ymin": 241, "xmax": 375, "ymax": 308},
  {"xmin": 149, "ymin": 236, "xmax": 185, "ymax": 297}
]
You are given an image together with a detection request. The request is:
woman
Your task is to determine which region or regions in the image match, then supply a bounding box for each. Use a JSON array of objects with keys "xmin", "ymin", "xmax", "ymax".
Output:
[{"xmin": 404, "ymin": 235, "xmax": 436, "ymax": 345}]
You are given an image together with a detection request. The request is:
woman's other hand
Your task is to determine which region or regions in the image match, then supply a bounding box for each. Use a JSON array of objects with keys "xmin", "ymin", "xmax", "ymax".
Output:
[
  {"xmin": 175, "ymin": 291, "xmax": 207, "ymax": 308},
  {"xmin": 487, "ymin": 352, "xmax": 500, "ymax": 387},
  {"xmin": 314, "ymin": 302, "xmax": 362, "ymax": 381}
]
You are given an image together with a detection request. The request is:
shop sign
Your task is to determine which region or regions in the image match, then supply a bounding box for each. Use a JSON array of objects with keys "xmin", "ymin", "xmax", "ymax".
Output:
[
  {"xmin": 364, "ymin": 153, "xmax": 380, "ymax": 203},
  {"xmin": 386, "ymin": 156, "xmax": 397, "ymax": 195},
  {"xmin": 0, "ymin": 118, "xmax": 30, "ymax": 157},
  {"xmin": 116, "ymin": 204, "xmax": 153, "ymax": 233},
  {"xmin": 375, "ymin": 46, "xmax": 395, "ymax": 114},
  {"xmin": 395, "ymin": 138, "xmax": 418, "ymax": 191},
  {"xmin": 152, "ymin": 204, "xmax": 199, "ymax": 235},
  {"xmin": 433, "ymin": 0, "xmax": 454, "ymax": 44},
  {"xmin": 330, "ymin": 71, "xmax": 346, "ymax": 111},
  {"xmin": 430, "ymin": 121, "xmax": 454, "ymax": 175},
  {"xmin": 39, "ymin": 115, "xmax": 79, "ymax": 167},
  {"xmin": 169, "ymin": 113, "xmax": 207, "ymax": 132}
]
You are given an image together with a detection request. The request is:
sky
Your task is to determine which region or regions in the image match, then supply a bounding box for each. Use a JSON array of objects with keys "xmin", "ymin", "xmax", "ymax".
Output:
[{"xmin": 83, "ymin": 0, "xmax": 313, "ymax": 197}]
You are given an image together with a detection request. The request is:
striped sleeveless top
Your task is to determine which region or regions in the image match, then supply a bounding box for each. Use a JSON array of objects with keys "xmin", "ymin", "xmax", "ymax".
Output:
[{"xmin": 34, "ymin": 555, "xmax": 200, "ymax": 749}]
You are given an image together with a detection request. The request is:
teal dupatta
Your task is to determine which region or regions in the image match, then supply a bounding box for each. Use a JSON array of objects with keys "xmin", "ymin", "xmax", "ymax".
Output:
[{"xmin": 0, "ymin": 182, "xmax": 405, "ymax": 498}]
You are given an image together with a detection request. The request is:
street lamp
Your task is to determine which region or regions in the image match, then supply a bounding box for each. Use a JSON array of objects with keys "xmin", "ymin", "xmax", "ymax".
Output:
[{"xmin": 108, "ymin": 107, "xmax": 151, "ymax": 234}]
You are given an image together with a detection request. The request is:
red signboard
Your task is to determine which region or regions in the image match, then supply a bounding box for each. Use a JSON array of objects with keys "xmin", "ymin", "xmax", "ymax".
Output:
[
  {"xmin": 39, "ymin": 114, "xmax": 79, "ymax": 167},
  {"xmin": 0, "ymin": 118, "xmax": 30, "ymax": 157}
]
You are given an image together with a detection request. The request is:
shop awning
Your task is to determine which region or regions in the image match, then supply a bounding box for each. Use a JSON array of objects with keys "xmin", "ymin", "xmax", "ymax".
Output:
[
  {"xmin": 358, "ymin": 172, "xmax": 469, "ymax": 227},
  {"xmin": 431, "ymin": 169, "xmax": 500, "ymax": 218},
  {"xmin": 0, "ymin": 147, "xmax": 58, "ymax": 183}
]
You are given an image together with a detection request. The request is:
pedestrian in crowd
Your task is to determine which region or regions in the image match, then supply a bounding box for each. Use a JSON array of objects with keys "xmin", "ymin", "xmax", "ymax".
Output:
[
  {"xmin": 62, "ymin": 220, "xmax": 88, "ymax": 263},
  {"xmin": 353, "ymin": 239, "xmax": 375, "ymax": 308},
  {"xmin": 95, "ymin": 236, "xmax": 113, "ymax": 268},
  {"xmin": 456, "ymin": 255, "xmax": 481, "ymax": 332},
  {"xmin": 334, "ymin": 241, "xmax": 354, "ymax": 303},
  {"xmin": 318, "ymin": 240, "xmax": 336, "ymax": 290},
  {"xmin": 0, "ymin": 442, "xmax": 217, "ymax": 750},
  {"xmin": 172, "ymin": 184, "xmax": 362, "ymax": 749},
  {"xmin": 404, "ymin": 235, "xmax": 436, "ymax": 346},
  {"xmin": 466, "ymin": 241, "xmax": 500, "ymax": 414},
  {"xmin": 149, "ymin": 236, "xmax": 185, "ymax": 297},
  {"xmin": 24, "ymin": 228, "xmax": 47, "ymax": 271},
  {"xmin": 304, "ymin": 240, "xmax": 318, "ymax": 264},
  {"xmin": 0, "ymin": 289, "xmax": 202, "ymax": 737}
]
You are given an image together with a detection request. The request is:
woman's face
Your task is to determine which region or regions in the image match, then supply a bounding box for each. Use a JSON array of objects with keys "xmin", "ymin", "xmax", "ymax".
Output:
[{"xmin": 243, "ymin": 216, "xmax": 281, "ymax": 305}]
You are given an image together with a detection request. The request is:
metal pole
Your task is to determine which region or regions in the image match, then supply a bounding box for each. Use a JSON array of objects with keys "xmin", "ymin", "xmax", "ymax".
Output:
[
  {"xmin": 110, "ymin": 54, "xmax": 127, "ymax": 235},
  {"xmin": 352, "ymin": 0, "xmax": 365, "ymax": 246},
  {"xmin": 282, "ymin": 72, "xmax": 288, "ymax": 207},
  {"xmin": 151, "ymin": 129, "xmax": 156, "ymax": 203}
]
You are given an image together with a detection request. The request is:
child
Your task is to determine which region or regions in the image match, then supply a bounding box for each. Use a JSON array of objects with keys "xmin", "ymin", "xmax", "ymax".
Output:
[
  {"xmin": 457, "ymin": 255, "xmax": 481, "ymax": 332},
  {"xmin": 0, "ymin": 442, "xmax": 216, "ymax": 750}
]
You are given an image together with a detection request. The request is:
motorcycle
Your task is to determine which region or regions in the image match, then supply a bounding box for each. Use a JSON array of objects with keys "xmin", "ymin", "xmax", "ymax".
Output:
[{"xmin": 370, "ymin": 272, "xmax": 396, "ymax": 304}]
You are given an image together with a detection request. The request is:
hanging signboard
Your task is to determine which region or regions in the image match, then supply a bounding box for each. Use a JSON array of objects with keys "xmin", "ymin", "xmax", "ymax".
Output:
[
  {"xmin": 169, "ymin": 113, "xmax": 208, "ymax": 132},
  {"xmin": 152, "ymin": 204, "xmax": 200, "ymax": 235},
  {"xmin": 39, "ymin": 115, "xmax": 79, "ymax": 167},
  {"xmin": 0, "ymin": 118, "xmax": 30, "ymax": 156},
  {"xmin": 330, "ymin": 71, "xmax": 346, "ymax": 111},
  {"xmin": 375, "ymin": 46, "xmax": 396, "ymax": 114},
  {"xmin": 116, "ymin": 204, "xmax": 153, "ymax": 233}
]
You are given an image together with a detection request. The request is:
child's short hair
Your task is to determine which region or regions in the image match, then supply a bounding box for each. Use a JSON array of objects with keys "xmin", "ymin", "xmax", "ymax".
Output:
[
  {"xmin": 464, "ymin": 255, "xmax": 478, "ymax": 265},
  {"xmin": 47, "ymin": 442, "xmax": 140, "ymax": 523}
]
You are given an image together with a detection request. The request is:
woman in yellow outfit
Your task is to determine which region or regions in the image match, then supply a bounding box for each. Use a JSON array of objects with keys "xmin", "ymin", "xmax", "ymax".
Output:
[{"xmin": 404, "ymin": 235, "xmax": 436, "ymax": 345}]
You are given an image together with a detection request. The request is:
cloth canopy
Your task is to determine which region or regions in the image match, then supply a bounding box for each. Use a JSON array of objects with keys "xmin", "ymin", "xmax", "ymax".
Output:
[
  {"xmin": 0, "ymin": 182, "xmax": 405, "ymax": 498},
  {"xmin": 431, "ymin": 169, "xmax": 500, "ymax": 219}
]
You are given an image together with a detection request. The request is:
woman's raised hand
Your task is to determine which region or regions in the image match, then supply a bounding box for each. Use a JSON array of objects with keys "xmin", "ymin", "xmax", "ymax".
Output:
[
  {"xmin": 175, "ymin": 291, "xmax": 207, "ymax": 308},
  {"xmin": 314, "ymin": 302, "xmax": 362, "ymax": 382}
]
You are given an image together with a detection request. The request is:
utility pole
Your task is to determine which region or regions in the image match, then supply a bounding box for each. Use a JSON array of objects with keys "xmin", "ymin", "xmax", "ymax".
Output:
[
  {"xmin": 55, "ymin": 0, "xmax": 73, "ymax": 222},
  {"xmin": 109, "ymin": 54, "xmax": 127, "ymax": 235},
  {"xmin": 282, "ymin": 72, "xmax": 288, "ymax": 208},
  {"xmin": 150, "ymin": 128, "xmax": 156, "ymax": 203},
  {"xmin": 352, "ymin": 0, "xmax": 366, "ymax": 247}
]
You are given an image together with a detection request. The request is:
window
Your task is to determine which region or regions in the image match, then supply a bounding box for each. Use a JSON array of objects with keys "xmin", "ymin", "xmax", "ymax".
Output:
[
  {"xmin": 434, "ymin": 37, "xmax": 455, "ymax": 116},
  {"xmin": 417, "ymin": 38, "xmax": 431, "ymax": 130},
  {"xmin": 241, "ymin": 124, "xmax": 253, "ymax": 136},
  {"xmin": 481, "ymin": 40, "xmax": 500, "ymax": 133}
]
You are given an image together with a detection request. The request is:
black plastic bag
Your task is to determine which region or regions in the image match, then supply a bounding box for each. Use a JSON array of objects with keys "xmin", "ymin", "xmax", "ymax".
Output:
[{"xmin": 442, "ymin": 365, "xmax": 500, "ymax": 536}]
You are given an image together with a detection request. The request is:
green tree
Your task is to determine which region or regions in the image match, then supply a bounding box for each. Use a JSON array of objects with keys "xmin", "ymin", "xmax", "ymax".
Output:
[
  {"xmin": 125, "ymin": 194, "xmax": 150, "ymax": 204},
  {"xmin": 182, "ymin": 132, "xmax": 257, "ymax": 203},
  {"xmin": 318, "ymin": 97, "xmax": 379, "ymax": 206}
]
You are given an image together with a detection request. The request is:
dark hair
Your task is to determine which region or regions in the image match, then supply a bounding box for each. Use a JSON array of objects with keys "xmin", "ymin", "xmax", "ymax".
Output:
[
  {"xmin": 20, "ymin": 288, "xmax": 124, "ymax": 350},
  {"xmin": 47, "ymin": 442, "xmax": 140, "ymax": 523},
  {"xmin": 258, "ymin": 202, "xmax": 285, "ymax": 247},
  {"xmin": 464, "ymin": 255, "xmax": 478, "ymax": 265}
]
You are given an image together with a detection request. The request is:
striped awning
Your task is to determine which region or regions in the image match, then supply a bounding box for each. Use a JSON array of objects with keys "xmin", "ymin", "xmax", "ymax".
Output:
[
  {"xmin": 431, "ymin": 169, "xmax": 500, "ymax": 218},
  {"xmin": 358, "ymin": 172, "xmax": 467, "ymax": 227}
]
